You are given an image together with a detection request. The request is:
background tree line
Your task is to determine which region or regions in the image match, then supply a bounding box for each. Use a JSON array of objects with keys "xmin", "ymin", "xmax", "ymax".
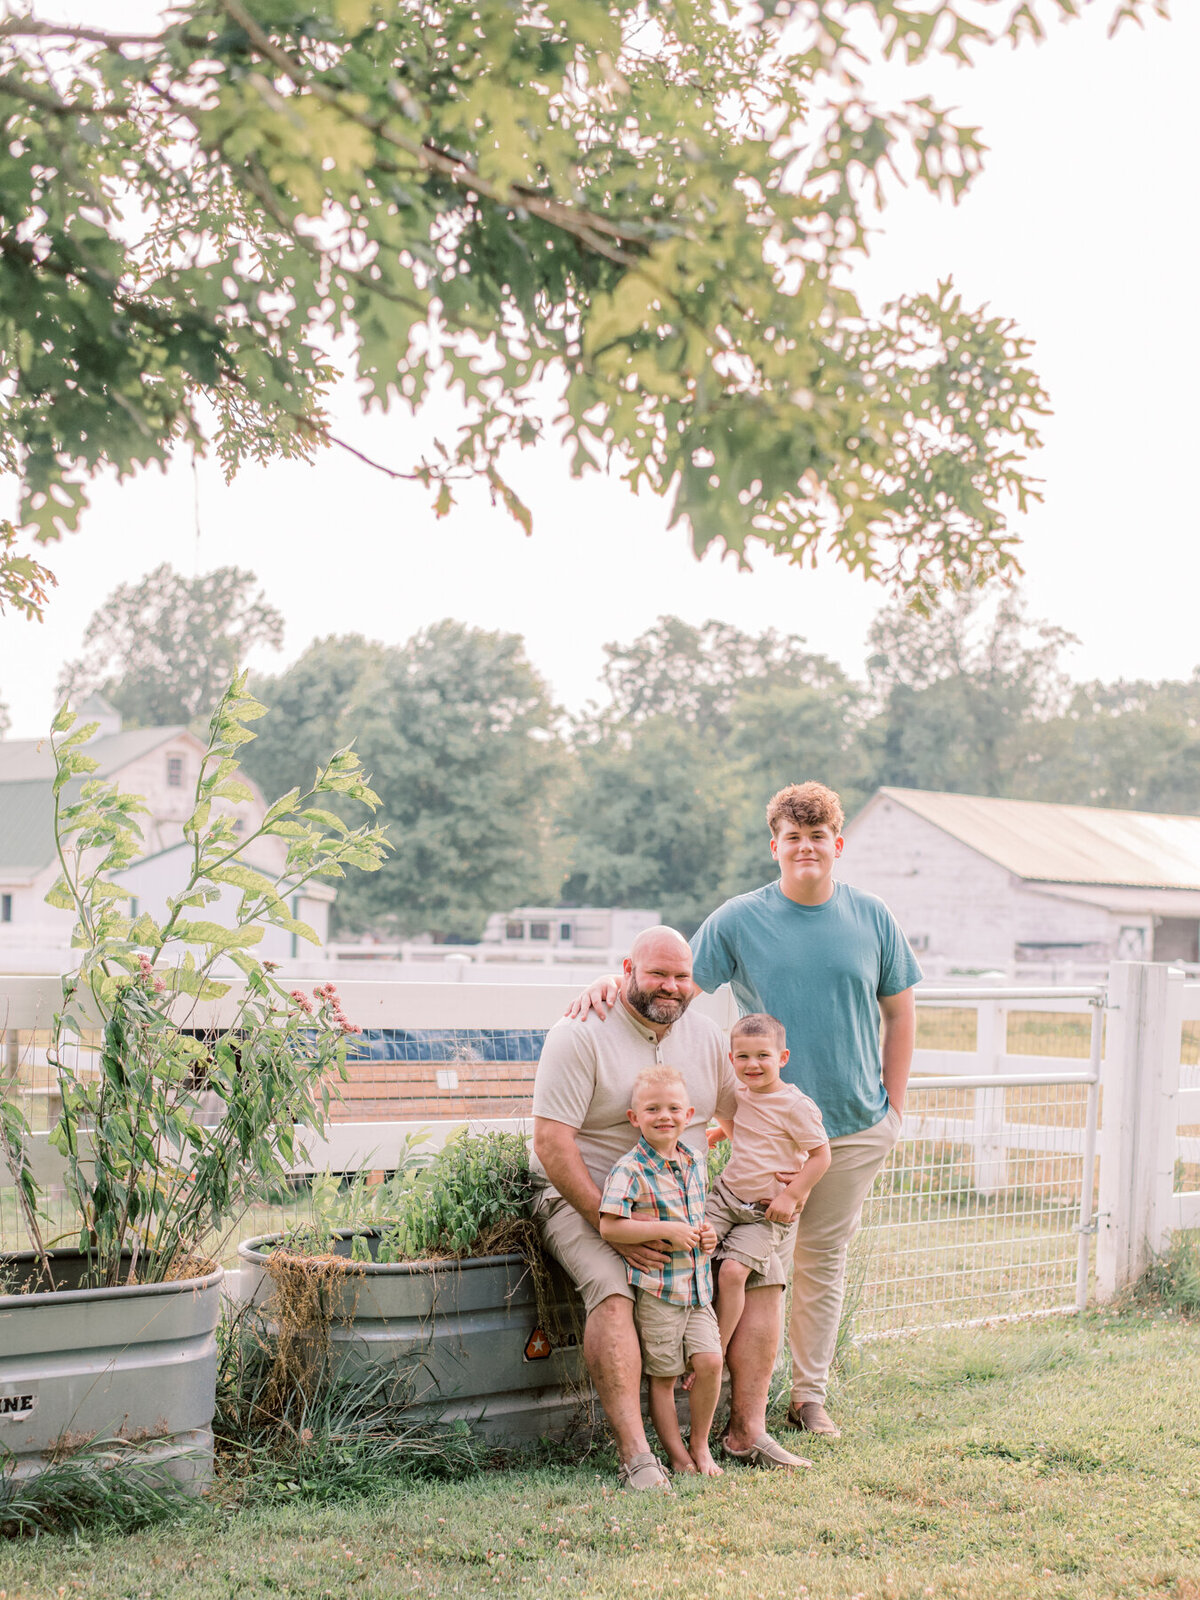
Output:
[{"xmin": 38, "ymin": 565, "xmax": 1200, "ymax": 940}]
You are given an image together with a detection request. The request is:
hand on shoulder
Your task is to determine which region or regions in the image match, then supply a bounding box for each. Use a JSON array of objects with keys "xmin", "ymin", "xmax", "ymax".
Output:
[{"xmin": 564, "ymin": 975, "xmax": 620, "ymax": 1020}]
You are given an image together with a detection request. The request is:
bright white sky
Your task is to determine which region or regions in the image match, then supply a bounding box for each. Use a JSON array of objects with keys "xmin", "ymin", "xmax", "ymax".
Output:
[{"xmin": 1, "ymin": 2, "xmax": 1196, "ymax": 738}]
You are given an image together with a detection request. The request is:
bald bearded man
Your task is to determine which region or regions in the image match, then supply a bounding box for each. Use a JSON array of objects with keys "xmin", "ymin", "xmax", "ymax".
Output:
[{"xmin": 532, "ymin": 926, "xmax": 809, "ymax": 1490}]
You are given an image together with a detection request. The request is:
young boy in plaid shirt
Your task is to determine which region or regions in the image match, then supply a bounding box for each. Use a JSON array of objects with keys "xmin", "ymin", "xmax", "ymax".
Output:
[{"xmin": 598, "ymin": 1066, "xmax": 724, "ymax": 1477}]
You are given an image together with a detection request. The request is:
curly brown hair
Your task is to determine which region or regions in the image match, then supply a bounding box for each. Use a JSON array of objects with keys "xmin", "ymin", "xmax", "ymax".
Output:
[{"xmin": 766, "ymin": 781, "xmax": 844, "ymax": 837}]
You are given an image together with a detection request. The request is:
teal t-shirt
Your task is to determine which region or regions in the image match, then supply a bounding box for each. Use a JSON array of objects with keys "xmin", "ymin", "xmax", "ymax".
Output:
[{"xmin": 690, "ymin": 881, "xmax": 923, "ymax": 1140}]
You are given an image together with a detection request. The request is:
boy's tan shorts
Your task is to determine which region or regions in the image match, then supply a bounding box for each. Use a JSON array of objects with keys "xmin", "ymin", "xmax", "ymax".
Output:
[
  {"xmin": 634, "ymin": 1291, "xmax": 721, "ymax": 1379},
  {"xmin": 535, "ymin": 1192, "xmax": 781, "ymax": 1319},
  {"xmin": 706, "ymin": 1176, "xmax": 798, "ymax": 1285}
]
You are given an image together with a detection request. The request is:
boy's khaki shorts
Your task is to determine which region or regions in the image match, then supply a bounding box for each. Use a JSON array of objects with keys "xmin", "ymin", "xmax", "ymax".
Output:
[
  {"xmin": 706, "ymin": 1176, "xmax": 798, "ymax": 1285},
  {"xmin": 535, "ymin": 1192, "xmax": 780, "ymax": 1319},
  {"xmin": 634, "ymin": 1291, "xmax": 721, "ymax": 1379}
]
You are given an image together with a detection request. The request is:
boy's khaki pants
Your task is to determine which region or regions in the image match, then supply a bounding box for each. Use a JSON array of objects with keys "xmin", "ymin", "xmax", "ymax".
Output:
[{"xmin": 788, "ymin": 1105, "xmax": 901, "ymax": 1406}]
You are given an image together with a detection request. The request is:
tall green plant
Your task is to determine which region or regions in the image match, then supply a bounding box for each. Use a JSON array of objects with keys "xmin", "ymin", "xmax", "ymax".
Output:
[{"xmin": 1, "ymin": 674, "xmax": 389, "ymax": 1290}]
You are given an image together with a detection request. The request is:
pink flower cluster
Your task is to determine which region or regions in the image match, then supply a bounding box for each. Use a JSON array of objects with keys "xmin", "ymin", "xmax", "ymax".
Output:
[
  {"xmin": 136, "ymin": 952, "xmax": 166, "ymax": 995},
  {"xmin": 312, "ymin": 982, "xmax": 362, "ymax": 1035},
  {"xmin": 285, "ymin": 982, "xmax": 361, "ymax": 1034}
]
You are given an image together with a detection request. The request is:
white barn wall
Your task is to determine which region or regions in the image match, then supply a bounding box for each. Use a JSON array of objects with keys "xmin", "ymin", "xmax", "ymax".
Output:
[
  {"xmin": 1004, "ymin": 886, "xmax": 1128, "ymax": 961},
  {"xmin": 109, "ymin": 734, "xmax": 207, "ymax": 856},
  {"xmin": 119, "ymin": 851, "xmax": 331, "ymax": 963},
  {"xmin": 839, "ymin": 795, "xmax": 1122, "ymax": 966},
  {"xmin": 0, "ymin": 862, "xmax": 91, "ymax": 956}
]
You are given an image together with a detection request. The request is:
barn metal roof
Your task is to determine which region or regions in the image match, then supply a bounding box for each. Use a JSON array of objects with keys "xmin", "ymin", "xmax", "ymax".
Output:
[
  {"xmin": 0, "ymin": 727, "xmax": 193, "ymax": 877},
  {"xmin": 872, "ymin": 787, "xmax": 1200, "ymax": 891},
  {"xmin": 0, "ymin": 782, "xmax": 58, "ymax": 878},
  {"xmin": 0, "ymin": 726, "xmax": 187, "ymax": 784},
  {"xmin": 1028, "ymin": 883, "xmax": 1200, "ymax": 916}
]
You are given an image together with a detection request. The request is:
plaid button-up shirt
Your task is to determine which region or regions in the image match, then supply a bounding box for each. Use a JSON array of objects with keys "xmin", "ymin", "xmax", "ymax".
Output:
[{"xmin": 599, "ymin": 1136, "xmax": 712, "ymax": 1307}]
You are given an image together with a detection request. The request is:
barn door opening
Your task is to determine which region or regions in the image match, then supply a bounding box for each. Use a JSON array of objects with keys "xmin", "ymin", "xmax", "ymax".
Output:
[{"xmin": 1153, "ymin": 917, "xmax": 1199, "ymax": 963}]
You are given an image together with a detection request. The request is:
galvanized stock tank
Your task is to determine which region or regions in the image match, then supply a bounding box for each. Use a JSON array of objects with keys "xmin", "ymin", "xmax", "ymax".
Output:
[
  {"xmin": 0, "ymin": 1251, "xmax": 223, "ymax": 1496},
  {"xmin": 237, "ymin": 1230, "xmax": 591, "ymax": 1444}
]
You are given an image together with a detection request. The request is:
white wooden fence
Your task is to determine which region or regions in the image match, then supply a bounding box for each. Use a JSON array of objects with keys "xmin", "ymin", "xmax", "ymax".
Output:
[{"xmin": 2, "ymin": 964, "xmax": 1198, "ymax": 1325}]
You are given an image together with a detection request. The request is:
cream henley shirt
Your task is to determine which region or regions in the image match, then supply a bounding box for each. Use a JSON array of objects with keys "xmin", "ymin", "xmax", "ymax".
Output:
[{"xmin": 531, "ymin": 998, "xmax": 737, "ymax": 1199}]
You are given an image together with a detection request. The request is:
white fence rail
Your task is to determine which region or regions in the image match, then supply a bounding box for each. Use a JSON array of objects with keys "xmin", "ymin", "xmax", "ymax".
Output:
[{"xmin": 3, "ymin": 964, "xmax": 1198, "ymax": 1335}]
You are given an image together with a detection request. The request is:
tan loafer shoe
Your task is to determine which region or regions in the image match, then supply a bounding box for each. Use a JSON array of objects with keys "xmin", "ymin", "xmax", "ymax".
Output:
[
  {"xmin": 786, "ymin": 1401, "xmax": 841, "ymax": 1438},
  {"xmin": 721, "ymin": 1432, "xmax": 812, "ymax": 1470},
  {"xmin": 617, "ymin": 1451, "xmax": 673, "ymax": 1491}
]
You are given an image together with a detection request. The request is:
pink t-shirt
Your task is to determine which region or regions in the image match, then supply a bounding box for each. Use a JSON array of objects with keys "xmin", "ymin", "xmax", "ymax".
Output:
[{"xmin": 720, "ymin": 1081, "xmax": 828, "ymax": 1204}]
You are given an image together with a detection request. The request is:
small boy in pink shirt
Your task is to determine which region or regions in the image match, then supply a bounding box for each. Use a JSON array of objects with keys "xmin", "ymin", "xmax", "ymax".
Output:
[{"xmin": 707, "ymin": 1013, "xmax": 831, "ymax": 1356}]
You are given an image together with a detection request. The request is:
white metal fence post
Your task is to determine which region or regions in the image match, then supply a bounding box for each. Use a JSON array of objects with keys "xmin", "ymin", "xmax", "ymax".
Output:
[
  {"xmin": 971, "ymin": 993, "xmax": 1007, "ymax": 1196},
  {"xmin": 1096, "ymin": 961, "xmax": 1184, "ymax": 1300},
  {"xmin": 1075, "ymin": 997, "xmax": 1104, "ymax": 1312}
]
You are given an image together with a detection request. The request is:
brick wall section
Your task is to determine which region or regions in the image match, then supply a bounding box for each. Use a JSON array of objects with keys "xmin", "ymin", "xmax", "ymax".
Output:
[{"xmin": 331, "ymin": 1057, "xmax": 538, "ymax": 1121}]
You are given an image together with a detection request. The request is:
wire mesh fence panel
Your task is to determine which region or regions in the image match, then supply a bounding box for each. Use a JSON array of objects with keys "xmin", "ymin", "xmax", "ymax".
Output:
[
  {"xmin": 2, "ymin": 1027, "xmax": 104, "ymax": 1132},
  {"xmin": 1178, "ymin": 1062, "xmax": 1200, "ymax": 1194},
  {"xmin": 1, "ymin": 1022, "xmax": 105, "ymax": 1255},
  {"xmin": 849, "ymin": 1081, "xmax": 1093, "ymax": 1337}
]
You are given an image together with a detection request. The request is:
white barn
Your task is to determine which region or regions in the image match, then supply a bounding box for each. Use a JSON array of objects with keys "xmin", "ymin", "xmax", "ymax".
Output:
[
  {"xmin": 0, "ymin": 696, "xmax": 333, "ymax": 970},
  {"xmin": 838, "ymin": 787, "xmax": 1200, "ymax": 970}
]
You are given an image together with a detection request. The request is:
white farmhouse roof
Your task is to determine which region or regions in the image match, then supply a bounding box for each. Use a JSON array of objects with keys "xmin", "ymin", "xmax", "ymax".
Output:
[
  {"xmin": 0, "ymin": 726, "xmax": 189, "ymax": 784},
  {"xmin": 870, "ymin": 788, "xmax": 1200, "ymax": 892},
  {"xmin": 0, "ymin": 726, "xmax": 198, "ymax": 876}
]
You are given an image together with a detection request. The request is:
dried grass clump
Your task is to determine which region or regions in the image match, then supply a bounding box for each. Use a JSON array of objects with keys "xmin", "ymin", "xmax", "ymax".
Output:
[
  {"xmin": 257, "ymin": 1249, "xmax": 365, "ymax": 1417},
  {"xmin": 162, "ymin": 1252, "xmax": 218, "ymax": 1284}
]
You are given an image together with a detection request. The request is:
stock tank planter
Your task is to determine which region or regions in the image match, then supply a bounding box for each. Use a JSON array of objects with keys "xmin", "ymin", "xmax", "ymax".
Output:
[
  {"xmin": 237, "ymin": 1229, "xmax": 590, "ymax": 1444},
  {"xmin": 0, "ymin": 1251, "xmax": 223, "ymax": 1497}
]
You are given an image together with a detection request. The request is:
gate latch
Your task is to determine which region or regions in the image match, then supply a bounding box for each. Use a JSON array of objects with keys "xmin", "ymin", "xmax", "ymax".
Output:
[{"xmin": 1074, "ymin": 1211, "xmax": 1108, "ymax": 1236}]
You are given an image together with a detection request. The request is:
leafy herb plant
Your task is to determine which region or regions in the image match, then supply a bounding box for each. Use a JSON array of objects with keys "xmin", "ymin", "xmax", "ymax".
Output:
[
  {"xmin": 383, "ymin": 1130, "xmax": 542, "ymax": 1262},
  {"xmin": 0, "ymin": 673, "xmax": 389, "ymax": 1290},
  {"xmin": 277, "ymin": 1130, "xmax": 543, "ymax": 1265}
]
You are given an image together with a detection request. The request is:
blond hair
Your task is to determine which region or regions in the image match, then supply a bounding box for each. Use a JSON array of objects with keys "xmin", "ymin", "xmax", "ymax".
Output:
[{"xmin": 630, "ymin": 1065, "xmax": 688, "ymax": 1107}]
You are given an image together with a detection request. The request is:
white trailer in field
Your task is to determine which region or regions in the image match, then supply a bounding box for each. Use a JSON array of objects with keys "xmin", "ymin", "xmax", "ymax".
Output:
[
  {"xmin": 479, "ymin": 905, "xmax": 660, "ymax": 957},
  {"xmin": 838, "ymin": 786, "xmax": 1200, "ymax": 972}
]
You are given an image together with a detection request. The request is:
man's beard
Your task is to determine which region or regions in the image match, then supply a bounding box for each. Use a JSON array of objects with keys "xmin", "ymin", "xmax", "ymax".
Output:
[{"xmin": 626, "ymin": 975, "xmax": 690, "ymax": 1026}]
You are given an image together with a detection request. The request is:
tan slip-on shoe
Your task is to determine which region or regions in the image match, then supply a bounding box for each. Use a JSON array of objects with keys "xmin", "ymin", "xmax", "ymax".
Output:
[
  {"xmin": 617, "ymin": 1451, "xmax": 673, "ymax": 1491},
  {"xmin": 720, "ymin": 1433, "xmax": 812, "ymax": 1470},
  {"xmin": 786, "ymin": 1401, "xmax": 841, "ymax": 1438}
]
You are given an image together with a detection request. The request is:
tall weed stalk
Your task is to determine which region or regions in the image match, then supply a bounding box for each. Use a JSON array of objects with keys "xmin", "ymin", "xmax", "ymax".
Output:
[{"xmin": 0, "ymin": 674, "xmax": 389, "ymax": 1289}]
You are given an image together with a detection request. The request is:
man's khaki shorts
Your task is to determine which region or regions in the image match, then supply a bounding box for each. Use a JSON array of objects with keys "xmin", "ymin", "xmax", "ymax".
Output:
[
  {"xmin": 536, "ymin": 1192, "xmax": 781, "ymax": 1319},
  {"xmin": 706, "ymin": 1176, "xmax": 797, "ymax": 1286},
  {"xmin": 634, "ymin": 1292, "xmax": 721, "ymax": 1379},
  {"xmin": 537, "ymin": 1193, "xmax": 634, "ymax": 1316}
]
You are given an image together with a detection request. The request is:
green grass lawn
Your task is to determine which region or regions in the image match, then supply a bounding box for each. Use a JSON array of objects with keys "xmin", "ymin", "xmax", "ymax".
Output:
[{"xmin": 4, "ymin": 1309, "xmax": 1199, "ymax": 1600}]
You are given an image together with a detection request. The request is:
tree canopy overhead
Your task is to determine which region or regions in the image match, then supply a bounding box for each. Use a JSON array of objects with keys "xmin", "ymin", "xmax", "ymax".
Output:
[{"xmin": 0, "ymin": 0, "xmax": 1161, "ymax": 618}]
